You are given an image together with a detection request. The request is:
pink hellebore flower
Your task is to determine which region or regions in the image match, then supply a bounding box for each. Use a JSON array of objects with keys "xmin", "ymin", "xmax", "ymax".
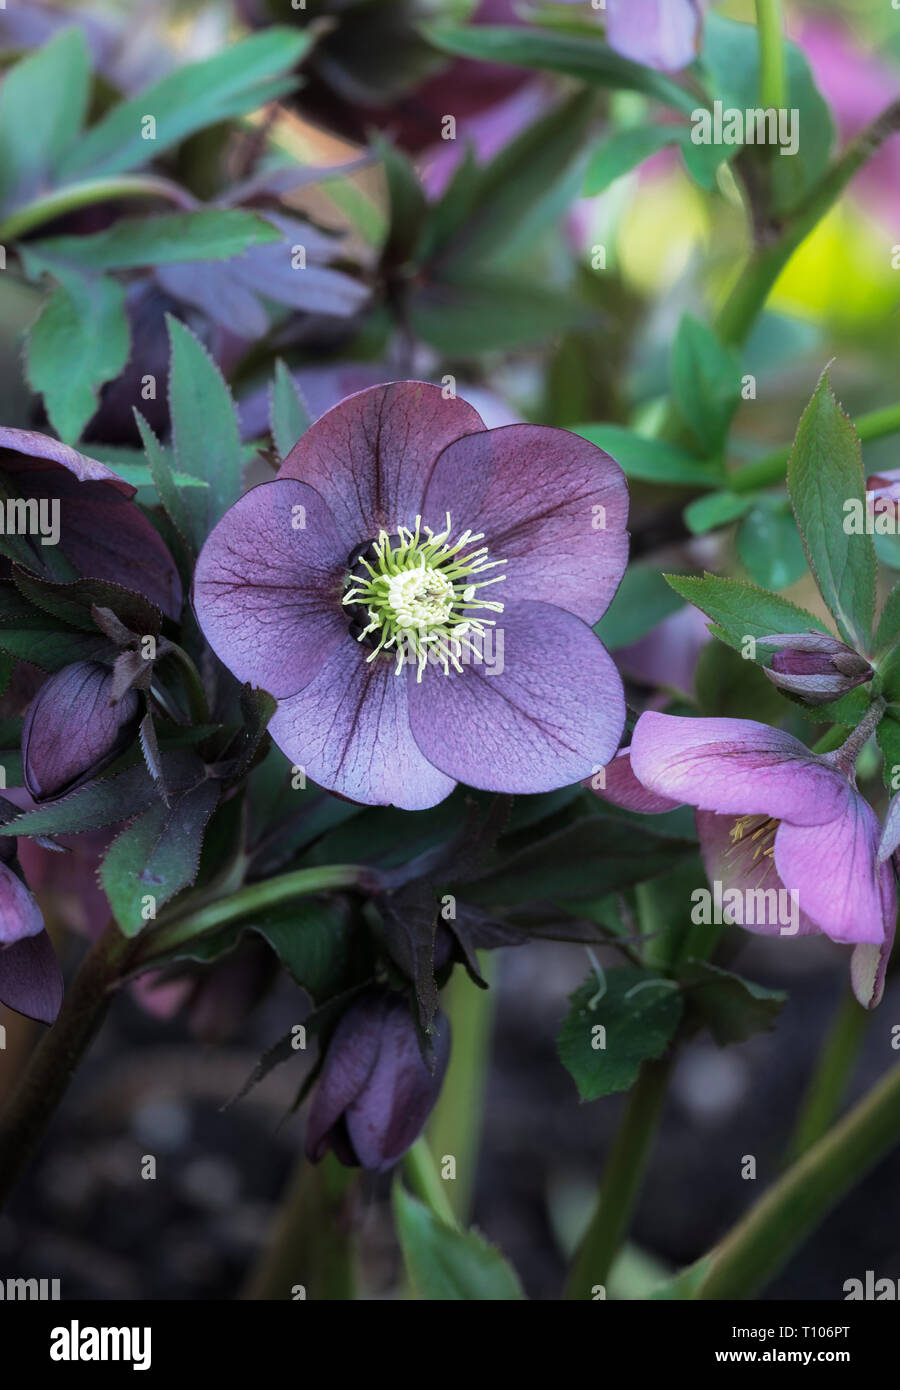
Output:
[
  {"xmin": 194, "ymin": 382, "xmax": 628, "ymax": 810},
  {"xmin": 606, "ymin": 0, "xmax": 705, "ymax": 73},
  {"xmin": 596, "ymin": 710, "xmax": 896, "ymax": 1009}
]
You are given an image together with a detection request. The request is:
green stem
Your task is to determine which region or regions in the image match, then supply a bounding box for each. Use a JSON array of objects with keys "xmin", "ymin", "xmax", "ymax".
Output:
[
  {"xmin": 241, "ymin": 1152, "xmax": 358, "ymax": 1300},
  {"xmin": 731, "ymin": 402, "xmax": 900, "ymax": 494},
  {"xmin": 160, "ymin": 639, "xmax": 210, "ymax": 726},
  {"xmin": 785, "ymin": 987, "xmax": 870, "ymax": 1165},
  {"xmin": 693, "ymin": 1061, "xmax": 900, "ymax": 1299},
  {"xmin": 716, "ymin": 97, "xmax": 900, "ymax": 347},
  {"xmin": 425, "ymin": 958, "xmax": 495, "ymax": 1223},
  {"xmin": 402, "ymin": 1136, "xmax": 460, "ymax": 1229},
  {"xmin": 135, "ymin": 864, "xmax": 376, "ymax": 963},
  {"xmin": 564, "ymin": 1055, "xmax": 674, "ymax": 1299},
  {"xmin": 0, "ymin": 175, "xmax": 198, "ymax": 242},
  {"xmin": 755, "ymin": 0, "xmax": 787, "ymax": 112},
  {"xmin": 0, "ymin": 920, "xmax": 135, "ymax": 1211}
]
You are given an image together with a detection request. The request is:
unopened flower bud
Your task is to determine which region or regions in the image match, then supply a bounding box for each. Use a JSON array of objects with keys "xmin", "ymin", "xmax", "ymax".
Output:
[
  {"xmin": 759, "ymin": 632, "xmax": 872, "ymax": 706},
  {"xmin": 22, "ymin": 661, "xmax": 140, "ymax": 801},
  {"xmin": 305, "ymin": 987, "xmax": 450, "ymax": 1172}
]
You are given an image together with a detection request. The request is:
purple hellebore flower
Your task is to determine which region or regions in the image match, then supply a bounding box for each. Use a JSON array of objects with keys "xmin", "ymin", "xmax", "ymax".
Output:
[
  {"xmin": 595, "ymin": 711, "xmax": 896, "ymax": 1009},
  {"xmin": 606, "ymin": 0, "xmax": 705, "ymax": 73},
  {"xmin": 22, "ymin": 660, "xmax": 141, "ymax": 802},
  {"xmin": 194, "ymin": 381, "xmax": 628, "ymax": 810},
  {"xmin": 305, "ymin": 987, "xmax": 450, "ymax": 1173},
  {"xmin": 0, "ymin": 428, "xmax": 182, "ymax": 619}
]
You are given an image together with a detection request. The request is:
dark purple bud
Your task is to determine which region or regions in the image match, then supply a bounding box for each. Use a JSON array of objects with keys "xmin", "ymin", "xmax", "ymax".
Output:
[
  {"xmin": 22, "ymin": 660, "xmax": 141, "ymax": 801},
  {"xmin": 305, "ymin": 987, "xmax": 450, "ymax": 1173},
  {"xmin": 758, "ymin": 632, "xmax": 872, "ymax": 706},
  {"xmin": 0, "ymin": 925, "xmax": 62, "ymax": 1023}
]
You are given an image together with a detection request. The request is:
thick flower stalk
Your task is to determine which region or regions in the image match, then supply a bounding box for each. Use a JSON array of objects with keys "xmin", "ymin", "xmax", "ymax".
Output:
[
  {"xmin": 597, "ymin": 708, "xmax": 895, "ymax": 1008},
  {"xmin": 194, "ymin": 381, "xmax": 628, "ymax": 809}
]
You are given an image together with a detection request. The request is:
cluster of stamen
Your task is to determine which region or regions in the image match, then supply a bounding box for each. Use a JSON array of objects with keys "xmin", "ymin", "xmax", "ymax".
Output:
[
  {"xmin": 342, "ymin": 513, "xmax": 506, "ymax": 680},
  {"xmin": 727, "ymin": 814, "xmax": 780, "ymax": 886}
]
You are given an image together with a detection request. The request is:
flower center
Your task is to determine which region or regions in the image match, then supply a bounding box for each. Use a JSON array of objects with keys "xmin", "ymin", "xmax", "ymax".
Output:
[
  {"xmin": 342, "ymin": 513, "xmax": 506, "ymax": 678},
  {"xmin": 726, "ymin": 814, "xmax": 780, "ymax": 885}
]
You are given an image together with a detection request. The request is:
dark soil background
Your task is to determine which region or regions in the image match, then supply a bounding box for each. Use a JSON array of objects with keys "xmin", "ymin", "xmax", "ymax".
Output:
[{"xmin": 2, "ymin": 930, "xmax": 897, "ymax": 1300}]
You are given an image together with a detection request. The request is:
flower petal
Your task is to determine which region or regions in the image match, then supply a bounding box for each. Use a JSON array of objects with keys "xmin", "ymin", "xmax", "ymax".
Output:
[
  {"xmin": 193, "ymin": 480, "xmax": 348, "ymax": 699},
  {"xmin": 421, "ymin": 424, "xmax": 628, "ymax": 624},
  {"xmin": 589, "ymin": 747, "xmax": 682, "ymax": 813},
  {"xmin": 6, "ymin": 465, "xmax": 183, "ymax": 619},
  {"xmin": 630, "ymin": 713, "xmax": 848, "ymax": 826},
  {"xmin": 851, "ymin": 860, "xmax": 897, "ymax": 1008},
  {"xmin": 268, "ymin": 638, "xmax": 457, "ymax": 810},
  {"xmin": 277, "ymin": 381, "xmax": 485, "ymax": 548},
  {"xmin": 409, "ymin": 600, "xmax": 625, "ymax": 794},
  {"xmin": 0, "ymin": 861, "xmax": 46, "ymax": 945},
  {"xmin": 305, "ymin": 989, "xmax": 385, "ymax": 1164},
  {"xmin": 346, "ymin": 1000, "xmax": 450, "ymax": 1172},
  {"xmin": 606, "ymin": 0, "xmax": 703, "ymax": 72},
  {"xmin": 774, "ymin": 793, "xmax": 888, "ymax": 944},
  {"xmin": 0, "ymin": 928, "xmax": 62, "ymax": 1023},
  {"xmin": 696, "ymin": 810, "xmax": 819, "ymax": 937}
]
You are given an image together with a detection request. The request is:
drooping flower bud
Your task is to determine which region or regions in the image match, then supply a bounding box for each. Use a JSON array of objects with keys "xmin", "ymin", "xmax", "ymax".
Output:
[
  {"xmin": 0, "ymin": 926, "xmax": 63, "ymax": 1023},
  {"xmin": 758, "ymin": 632, "xmax": 872, "ymax": 706},
  {"xmin": 22, "ymin": 661, "xmax": 140, "ymax": 801},
  {"xmin": 305, "ymin": 987, "xmax": 450, "ymax": 1172}
]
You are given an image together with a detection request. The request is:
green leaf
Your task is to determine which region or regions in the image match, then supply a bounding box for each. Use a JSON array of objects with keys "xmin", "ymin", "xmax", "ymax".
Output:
[
  {"xmin": 134, "ymin": 411, "xmax": 195, "ymax": 555},
  {"xmin": 375, "ymin": 135, "xmax": 428, "ymax": 268},
  {"xmin": 12, "ymin": 569, "xmax": 162, "ymax": 637},
  {"xmin": 0, "ymin": 583, "xmax": 112, "ymax": 670},
  {"xmin": 594, "ymin": 565, "xmax": 684, "ymax": 650},
  {"xmin": 0, "ymin": 27, "xmax": 90, "ymax": 210},
  {"xmin": 424, "ymin": 23, "xmax": 700, "ymax": 114},
  {"xmin": 737, "ymin": 497, "xmax": 807, "ymax": 591},
  {"xmin": 25, "ymin": 269, "xmax": 129, "ymax": 444},
  {"xmin": 167, "ymin": 316, "xmax": 243, "ymax": 544},
  {"xmin": 875, "ymin": 582, "xmax": 900, "ymax": 659},
  {"xmin": 251, "ymin": 897, "xmax": 356, "ymax": 1003},
  {"xmin": 786, "ymin": 368, "xmax": 875, "ymax": 650},
  {"xmin": 392, "ymin": 1182, "xmax": 525, "ymax": 1300},
  {"xmin": 270, "ymin": 359, "xmax": 312, "ymax": 461},
  {"xmin": 682, "ymin": 962, "xmax": 787, "ymax": 1046},
  {"xmin": 684, "ymin": 491, "xmax": 756, "ymax": 535},
  {"xmin": 410, "ymin": 272, "xmax": 585, "ymax": 355},
  {"xmin": 572, "ymin": 424, "xmax": 721, "ymax": 487},
  {"xmin": 465, "ymin": 812, "xmax": 694, "ymax": 907},
  {"xmin": 583, "ymin": 125, "xmax": 679, "ymax": 195},
  {"xmin": 557, "ymin": 966, "xmax": 683, "ymax": 1101},
  {"xmin": 100, "ymin": 779, "xmax": 220, "ymax": 935},
  {"xmin": 433, "ymin": 89, "xmax": 595, "ymax": 270},
  {"xmin": 701, "ymin": 14, "xmax": 834, "ymax": 216},
  {"xmin": 670, "ymin": 314, "xmax": 742, "ymax": 457},
  {"xmin": 0, "ymin": 763, "xmax": 158, "ymax": 837},
  {"xmin": 693, "ymin": 640, "xmax": 787, "ymax": 722},
  {"xmin": 59, "ymin": 29, "xmax": 311, "ymax": 180},
  {"xmin": 23, "ymin": 210, "xmax": 282, "ymax": 271},
  {"xmin": 664, "ymin": 572, "xmax": 828, "ymax": 660}
]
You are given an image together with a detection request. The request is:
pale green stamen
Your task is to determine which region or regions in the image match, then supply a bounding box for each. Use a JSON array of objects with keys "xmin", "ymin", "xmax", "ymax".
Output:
[{"xmin": 342, "ymin": 512, "xmax": 506, "ymax": 680}]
